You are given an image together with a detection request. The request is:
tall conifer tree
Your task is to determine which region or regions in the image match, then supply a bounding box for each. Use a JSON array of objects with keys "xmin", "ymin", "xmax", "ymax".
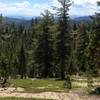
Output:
[
  {"xmin": 35, "ymin": 10, "xmax": 54, "ymax": 78},
  {"xmin": 55, "ymin": 0, "xmax": 71, "ymax": 79}
]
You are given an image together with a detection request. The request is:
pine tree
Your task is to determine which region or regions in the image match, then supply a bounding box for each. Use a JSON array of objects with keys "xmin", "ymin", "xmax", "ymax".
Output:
[
  {"xmin": 0, "ymin": 56, "xmax": 9, "ymax": 78},
  {"xmin": 55, "ymin": 0, "xmax": 71, "ymax": 79},
  {"xmin": 69, "ymin": 30, "xmax": 78, "ymax": 75},
  {"xmin": 35, "ymin": 10, "xmax": 54, "ymax": 78},
  {"xmin": 86, "ymin": 2, "xmax": 100, "ymax": 76},
  {"xmin": 18, "ymin": 42, "xmax": 26, "ymax": 79},
  {"xmin": 27, "ymin": 18, "xmax": 37, "ymax": 78},
  {"xmin": 0, "ymin": 14, "xmax": 2, "ymax": 23},
  {"xmin": 76, "ymin": 22, "xmax": 88, "ymax": 74}
]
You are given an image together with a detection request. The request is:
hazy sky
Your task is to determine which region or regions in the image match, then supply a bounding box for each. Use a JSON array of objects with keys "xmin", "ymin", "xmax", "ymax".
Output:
[{"xmin": 0, "ymin": 0, "xmax": 99, "ymax": 18}]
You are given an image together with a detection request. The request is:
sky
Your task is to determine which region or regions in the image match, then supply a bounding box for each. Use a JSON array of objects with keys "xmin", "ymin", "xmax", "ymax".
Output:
[{"xmin": 0, "ymin": 0, "xmax": 99, "ymax": 18}]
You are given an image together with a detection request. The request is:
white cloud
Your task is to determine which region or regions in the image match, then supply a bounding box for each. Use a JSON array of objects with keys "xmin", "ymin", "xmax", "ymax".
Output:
[
  {"xmin": 0, "ymin": 1, "xmax": 51, "ymax": 18},
  {"xmin": 73, "ymin": 0, "xmax": 97, "ymax": 5},
  {"xmin": 52, "ymin": 0, "xmax": 99, "ymax": 5}
]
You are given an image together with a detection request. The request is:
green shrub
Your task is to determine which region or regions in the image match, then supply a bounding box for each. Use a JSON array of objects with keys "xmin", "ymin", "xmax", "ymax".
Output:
[{"xmin": 64, "ymin": 75, "xmax": 72, "ymax": 89}]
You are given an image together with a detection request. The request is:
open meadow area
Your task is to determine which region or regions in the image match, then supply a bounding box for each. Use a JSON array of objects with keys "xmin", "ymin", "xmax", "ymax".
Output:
[
  {"xmin": 8, "ymin": 77, "xmax": 100, "ymax": 93},
  {"xmin": 0, "ymin": 78, "xmax": 99, "ymax": 100}
]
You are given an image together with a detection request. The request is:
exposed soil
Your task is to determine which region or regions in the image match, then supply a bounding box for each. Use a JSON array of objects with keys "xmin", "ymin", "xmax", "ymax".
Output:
[{"xmin": 0, "ymin": 87, "xmax": 100, "ymax": 100}]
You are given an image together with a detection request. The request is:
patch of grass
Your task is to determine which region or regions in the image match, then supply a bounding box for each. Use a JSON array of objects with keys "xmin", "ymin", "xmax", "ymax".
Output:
[
  {"xmin": 9, "ymin": 79, "xmax": 66, "ymax": 93},
  {"xmin": 0, "ymin": 97, "xmax": 52, "ymax": 100},
  {"xmin": 8, "ymin": 77, "xmax": 100, "ymax": 93}
]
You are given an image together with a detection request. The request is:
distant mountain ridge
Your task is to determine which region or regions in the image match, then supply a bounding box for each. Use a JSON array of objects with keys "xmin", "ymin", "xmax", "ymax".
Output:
[
  {"xmin": 3, "ymin": 17, "xmax": 31, "ymax": 26},
  {"xmin": 2, "ymin": 16, "xmax": 92, "ymax": 25},
  {"xmin": 73, "ymin": 16, "xmax": 92, "ymax": 22}
]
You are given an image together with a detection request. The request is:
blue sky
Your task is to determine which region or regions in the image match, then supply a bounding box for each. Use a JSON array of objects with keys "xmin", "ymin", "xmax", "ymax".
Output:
[{"xmin": 0, "ymin": 0, "xmax": 99, "ymax": 18}]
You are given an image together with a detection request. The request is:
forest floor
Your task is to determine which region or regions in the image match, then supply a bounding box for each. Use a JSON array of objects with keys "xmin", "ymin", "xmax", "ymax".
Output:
[{"xmin": 0, "ymin": 78, "xmax": 99, "ymax": 100}]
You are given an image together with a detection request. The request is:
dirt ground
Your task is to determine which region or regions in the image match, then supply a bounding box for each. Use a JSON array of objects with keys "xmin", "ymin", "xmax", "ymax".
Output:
[{"xmin": 0, "ymin": 87, "xmax": 100, "ymax": 100}]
